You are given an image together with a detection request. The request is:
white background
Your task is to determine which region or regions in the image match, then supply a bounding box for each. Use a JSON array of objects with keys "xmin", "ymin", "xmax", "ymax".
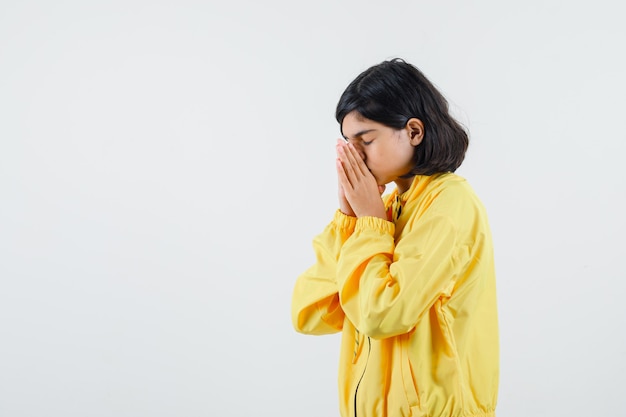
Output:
[{"xmin": 1, "ymin": 1, "xmax": 625, "ymax": 416}]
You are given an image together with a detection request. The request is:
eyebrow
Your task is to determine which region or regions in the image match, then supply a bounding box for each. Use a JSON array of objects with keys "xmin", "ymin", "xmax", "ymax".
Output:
[{"xmin": 342, "ymin": 128, "xmax": 377, "ymax": 141}]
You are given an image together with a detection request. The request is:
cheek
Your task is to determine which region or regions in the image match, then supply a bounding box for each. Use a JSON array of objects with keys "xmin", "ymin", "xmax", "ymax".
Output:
[{"xmin": 368, "ymin": 147, "xmax": 388, "ymax": 164}]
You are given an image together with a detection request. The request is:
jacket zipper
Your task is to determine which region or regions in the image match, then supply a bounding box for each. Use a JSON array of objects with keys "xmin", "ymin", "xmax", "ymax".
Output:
[{"xmin": 354, "ymin": 336, "xmax": 371, "ymax": 417}]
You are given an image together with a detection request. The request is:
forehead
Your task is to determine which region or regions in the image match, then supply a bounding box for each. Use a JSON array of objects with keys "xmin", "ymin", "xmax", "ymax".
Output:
[{"xmin": 341, "ymin": 111, "xmax": 382, "ymax": 139}]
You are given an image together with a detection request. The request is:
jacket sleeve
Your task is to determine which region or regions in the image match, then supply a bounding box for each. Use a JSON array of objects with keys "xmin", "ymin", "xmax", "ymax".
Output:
[
  {"xmin": 336, "ymin": 210, "xmax": 469, "ymax": 340},
  {"xmin": 291, "ymin": 210, "xmax": 357, "ymax": 335}
]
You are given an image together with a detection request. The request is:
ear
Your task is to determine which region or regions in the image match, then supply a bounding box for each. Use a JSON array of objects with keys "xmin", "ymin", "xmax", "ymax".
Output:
[{"xmin": 405, "ymin": 118, "xmax": 424, "ymax": 146}]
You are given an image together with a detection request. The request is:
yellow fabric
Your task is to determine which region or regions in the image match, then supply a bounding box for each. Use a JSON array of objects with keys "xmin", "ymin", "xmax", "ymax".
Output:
[{"xmin": 291, "ymin": 173, "xmax": 499, "ymax": 417}]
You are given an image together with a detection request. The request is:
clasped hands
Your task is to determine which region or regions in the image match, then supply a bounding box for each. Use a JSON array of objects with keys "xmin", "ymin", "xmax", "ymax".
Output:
[{"xmin": 336, "ymin": 139, "xmax": 387, "ymax": 219}]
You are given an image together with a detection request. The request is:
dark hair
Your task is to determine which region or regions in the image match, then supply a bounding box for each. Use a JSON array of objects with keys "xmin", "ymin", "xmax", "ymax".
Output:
[{"xmin": 335, "ymin": 58, "xmax": 469, "ymax": 176}]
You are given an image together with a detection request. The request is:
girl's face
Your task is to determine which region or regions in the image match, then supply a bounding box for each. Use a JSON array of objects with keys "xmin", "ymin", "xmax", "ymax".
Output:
[{"xmin": 341, "ymin": 111, "xmax": 422, "ymax": 193}]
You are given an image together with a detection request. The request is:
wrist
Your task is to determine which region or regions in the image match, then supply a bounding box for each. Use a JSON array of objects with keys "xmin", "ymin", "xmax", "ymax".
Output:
[{"xmin": 339, "ymin": 208, "xmax": 356, "ymax": 217}]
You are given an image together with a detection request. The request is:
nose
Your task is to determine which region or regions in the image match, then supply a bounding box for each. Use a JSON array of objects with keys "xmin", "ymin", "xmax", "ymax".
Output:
[{"xmin": 356, "ymin": 147, "xmax": 367, "ymax": 162}]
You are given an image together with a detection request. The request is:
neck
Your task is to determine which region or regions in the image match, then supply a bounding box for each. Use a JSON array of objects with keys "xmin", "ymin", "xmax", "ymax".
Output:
[{"xmin": 394, "ymin": 176, "xmax": 415, "ymax": 195}]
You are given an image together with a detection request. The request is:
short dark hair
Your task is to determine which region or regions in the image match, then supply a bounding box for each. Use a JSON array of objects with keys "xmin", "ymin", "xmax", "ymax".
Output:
[{"xmin": 335, "ymin": 58, "xmax": 469, "ymax": 176}]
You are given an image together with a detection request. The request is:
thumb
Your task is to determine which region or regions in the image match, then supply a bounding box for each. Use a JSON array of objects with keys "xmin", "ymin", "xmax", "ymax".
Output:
[{"xmin": 378, "ymin": 185, "xmax": 386, "ymax": 195}]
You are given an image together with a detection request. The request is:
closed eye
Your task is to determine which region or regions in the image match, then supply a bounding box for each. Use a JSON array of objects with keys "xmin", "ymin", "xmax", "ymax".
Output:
[{"xmin": 362, "ymin": 140, "xmax": 373, "ymax": 145}]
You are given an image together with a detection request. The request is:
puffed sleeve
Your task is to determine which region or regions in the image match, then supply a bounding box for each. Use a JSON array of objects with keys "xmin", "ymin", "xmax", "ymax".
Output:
[
  {"xmin": 336, "ymin": 209, "xmax": 470, "ymax": 339},
  {"xmin": 291, "ymin": 210, "xmax": 357, "ymax": 335}
]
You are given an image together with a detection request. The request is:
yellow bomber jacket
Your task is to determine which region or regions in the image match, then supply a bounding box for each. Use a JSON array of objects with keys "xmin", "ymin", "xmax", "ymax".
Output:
[{"xmin": 291, "ymin": 173, "xmax": 499, "ymax": 417}]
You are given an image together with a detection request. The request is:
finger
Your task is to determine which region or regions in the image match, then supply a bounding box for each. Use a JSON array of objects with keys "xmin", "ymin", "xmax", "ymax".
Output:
[
  {"xmin": 340, "ymin": 142, "xmax": 362, "ymax": 175},
  {"xmin": 336, "ymin": 138, "xmax": 349, "ymax": 160},
  {"xmin": 337, "ymin": 144, "xmax": 358, "ymax": 185},
  {"xmin": 346, "ymin": 142, "xmax": 370, "ymax": 176},
  {"xmin": 336, "ymin": 158, "xmax": 352, "ymax": 191}
]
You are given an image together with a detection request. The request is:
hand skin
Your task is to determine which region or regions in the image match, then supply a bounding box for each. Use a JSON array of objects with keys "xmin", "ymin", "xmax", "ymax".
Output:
[{"xmin": 336, "ymin": 139, "xmax": 387, "ymax": 219}]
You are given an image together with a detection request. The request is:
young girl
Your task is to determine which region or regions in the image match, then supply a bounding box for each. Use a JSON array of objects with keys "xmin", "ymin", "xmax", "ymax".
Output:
[{"xmin": 291, "ymin": 58, "xmax": 499, "ymax": 417}]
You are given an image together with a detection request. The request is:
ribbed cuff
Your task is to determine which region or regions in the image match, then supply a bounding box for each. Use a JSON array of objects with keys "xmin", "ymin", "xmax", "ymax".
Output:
[
  {"xmin": 332, "ymin": 209, "xmax": 357, "ymax": 233},
  {"xmin": 355, "ymin": 216, "xmax": 395, "ymax": 235}
]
